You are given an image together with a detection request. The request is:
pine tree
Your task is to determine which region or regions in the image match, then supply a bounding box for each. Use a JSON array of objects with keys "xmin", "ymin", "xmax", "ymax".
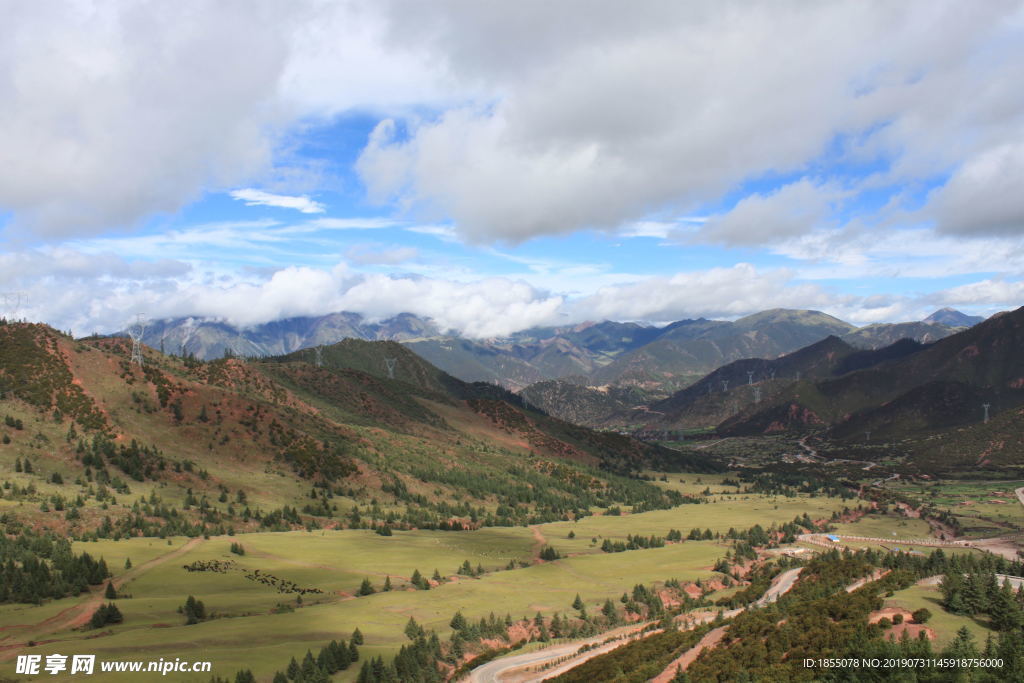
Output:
[
  {"xmin": 383, "ymin": 575, "xmax": 392, "ymax": 591},
  {"xmin": 572, "ymin": 593, "xmax": 584, "ymax": 611},
  {"xmin": 450, "ymin": 611, "xmax": 467, "ymax": 631},
  {"xmin": 404, "ymin": 617, "xmax": 423, "ymax": 640},
  {"xmin": 104, "ymin": 582, "xmax": 117, "ymax": 599},
  {"xmin": 358, "ymin": 578, "xmax": 375, "ymax": 596},
  {"xmin": 352, "ymin": 627, "xmax": 364, "ymax": 645}
]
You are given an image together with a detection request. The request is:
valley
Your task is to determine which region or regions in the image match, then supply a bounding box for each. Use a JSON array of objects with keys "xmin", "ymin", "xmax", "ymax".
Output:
[{"xmin": 3, "ymin": 308, "xmax": 1024, "ymax": 681}]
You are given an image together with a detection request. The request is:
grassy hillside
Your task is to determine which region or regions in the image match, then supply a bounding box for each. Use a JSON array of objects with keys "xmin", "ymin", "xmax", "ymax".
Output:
[
  {"xmin": 1, "ymin": 322, "xmax": 723, "ymax": 545},
  {"xmin": 718, "ymin": 307, "xmax": 1024, "ymax": 470}
]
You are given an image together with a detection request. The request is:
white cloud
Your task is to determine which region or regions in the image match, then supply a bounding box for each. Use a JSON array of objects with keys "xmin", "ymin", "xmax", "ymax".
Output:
[
  {"xmin": 229, "ymin": 188, "xmax": 325, "ymax": 214},
  {"xmin": 0, "ymin": 1, "xmax": 307, "ymax": 239},
  {"xmin": 344, "ymin": 244, "xmax": 418, "ymax": 265},
  {"xmin": 357, "ymin": 1, "xmax": 1024, "ymax": 243},
  {"xmin": 4, "ymin": 1, "xmax": 1022, "ymax": 249},
  {"xmin": 926, "ymin": 142, "xmax": 1024, "ymax": 236},
  {"xmin": 304, "ymin": 217, "xmax": 401, "ymax": 230},
  {"xmin": 935, "ymin": 278, "xmax": 1024, "ymax": 308},
  {"xmin": 698, "ymin": 180, "xmax": 848, "ymax": 245}
]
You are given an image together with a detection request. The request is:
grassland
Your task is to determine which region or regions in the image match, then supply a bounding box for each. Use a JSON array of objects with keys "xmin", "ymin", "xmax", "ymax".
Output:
[
  {"xmin": 830, "ymin": 514, "xmax": 934, "ymax": 539},
  {"xmin": 882, "ymin": 584, "xmax": 995, "ymax": 648},
  {"xmin": 1, "ymin": 520, "xmax": 728, "ymax": 682},
  {"xmin": 883, "ymin": 479, "xmax": 1024, "ymax": 538},
  {"xmin": 1, "ymin": 478, "xmax": 1005, "ymax": 681}
]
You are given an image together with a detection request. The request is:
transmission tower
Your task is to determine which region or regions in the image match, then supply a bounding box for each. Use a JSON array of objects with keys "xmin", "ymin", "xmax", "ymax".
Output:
[
  {"xmin": 0, "ymin": 291, "xmax": 25, "ymax": 321},
  {"xmin": 127, "ymin": 316, "xmax": 147, "ymax": 368},
  {"xmin": 769, "ymin": 369, "xmax": 776, "ymax": 380},
  {"xmin": 721, "ymin": 379, "xmax": 729, "ymax": 392},
  {"xmin": 314, "ymin": 346, "xmax": 323, "ymax": 367},
  {"xmin": 747, "ymin": 371, "xmax": 754, "ymax": 385},
  {"xmin": 865, "ymin": 430, "xmax": 871, "ymax": 442},
  {"xmin": 753, "ymin": 386, "xmax": 761, "ymax": 403},
  {"xmin": 384, "ymin": 357, "xmax": 397, "ymax": 380},
  {"xmin": 983, "ymin": 403, "xmax": 991, "ymax": 424},
  {"xmin": 795, "ymin": 371, "xmax": 801, "ymax": 381}
]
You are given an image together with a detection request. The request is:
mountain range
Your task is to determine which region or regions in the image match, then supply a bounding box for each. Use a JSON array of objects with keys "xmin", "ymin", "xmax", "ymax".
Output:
[
  {"xmin": 0, "ymin": 319, "xmax": 714, "ymax": 538},
  {"xmin": 127, "ymin": 308, "xmax": 980, "ymax": 394}
]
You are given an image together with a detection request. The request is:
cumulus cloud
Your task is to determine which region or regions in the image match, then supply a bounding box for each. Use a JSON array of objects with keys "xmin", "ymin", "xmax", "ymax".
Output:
[
  {"xmin": 699, "ymin": 180, "xmax": 847, "ymax": 245},
  {"xmin": 4, "ymin": 1, "xmax": 1022, "ymax": 248},
  {"xmin": 0, "ymin": 1, "xmax": 311, "ymax": 239},
  {"xmin": 230, "ymin": 189, "xmax": 325, "ymax": 214},
  {"xmin": 927, "ymin": 142, "xmax": 1024, "ymax": 236},
  {"xmin": 358, "ymin": 1, "xmax": 1024, "ymax": 243}
]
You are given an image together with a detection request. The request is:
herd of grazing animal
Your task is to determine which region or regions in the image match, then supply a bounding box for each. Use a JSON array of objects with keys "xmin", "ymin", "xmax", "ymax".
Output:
[{"xmin": 182, "ymin": 560, "xmax": 323, "ymax": 596}]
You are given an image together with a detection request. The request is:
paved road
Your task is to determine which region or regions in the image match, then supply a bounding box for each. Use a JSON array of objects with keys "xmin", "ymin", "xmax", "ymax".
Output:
[
  {"xmin": 466, "ymin": 568, "xmax": 803, "ymax": 682},
  {"xmin": 466, "ymin": 624, "xmax": 648, "ymax": 683}
]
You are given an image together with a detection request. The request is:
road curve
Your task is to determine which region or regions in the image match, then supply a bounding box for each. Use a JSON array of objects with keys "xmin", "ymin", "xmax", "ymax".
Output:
[{"xmin": 466, "ymin": 567, "xmax": 804, "ymax": 682}]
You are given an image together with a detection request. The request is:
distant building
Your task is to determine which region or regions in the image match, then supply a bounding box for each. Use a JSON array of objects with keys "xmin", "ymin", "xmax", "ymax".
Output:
[{"xmin": 826, "ymin": 534, "xmax": 840, "ymax": 542}]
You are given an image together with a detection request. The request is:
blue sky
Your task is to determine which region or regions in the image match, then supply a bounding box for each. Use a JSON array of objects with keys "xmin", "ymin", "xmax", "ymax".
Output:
[{"xmin": 1, "ymin": 2, "xmax": 1023, "ymax": 336}]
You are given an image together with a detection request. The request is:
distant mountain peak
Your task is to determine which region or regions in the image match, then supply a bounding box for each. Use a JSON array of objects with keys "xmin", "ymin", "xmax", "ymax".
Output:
[{"xmin": 923, "ymin": 308, "xmax": 984, "ymax": 327}]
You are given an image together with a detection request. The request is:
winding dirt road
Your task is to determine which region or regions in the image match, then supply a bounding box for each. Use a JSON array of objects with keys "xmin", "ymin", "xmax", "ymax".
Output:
[
  {"xmin": 0, "ymin": 536, "xmax": 205, "ymax": 661},
  {"xmin": 466, "ymin": 567, "xmax": 804, "ymax": 682}
]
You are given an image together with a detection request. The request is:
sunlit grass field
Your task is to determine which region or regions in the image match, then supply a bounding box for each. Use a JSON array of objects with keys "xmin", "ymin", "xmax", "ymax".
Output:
[{"xmin": 2, "ymin": 479, "xmax": 1000, "ymax": 681}]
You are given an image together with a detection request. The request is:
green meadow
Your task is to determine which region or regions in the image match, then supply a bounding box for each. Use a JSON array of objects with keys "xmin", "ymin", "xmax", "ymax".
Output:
[
  {"xmin": 1, "ymin": 482, "xmax": 973, "ymax": 681},
  {"xmin": 883, "ymin": 584, "xmax": 995, "ymax": 648}
]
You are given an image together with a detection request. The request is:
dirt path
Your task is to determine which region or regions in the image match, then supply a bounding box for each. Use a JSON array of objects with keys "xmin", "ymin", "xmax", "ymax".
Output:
[
  {"xmin": 0, "ymin": 536, "xmax": 205, "ymax": 661},
  {"xmin": 694, "ymin": 438, "xmax": 730, "ymax": 451},
  {"xmin": 651, "ymin": 626, "xmax": 728, "ymax": 682},
  {"xmin": 529, "ymin": 525, "xmax": 548, "ymax": 562}
]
